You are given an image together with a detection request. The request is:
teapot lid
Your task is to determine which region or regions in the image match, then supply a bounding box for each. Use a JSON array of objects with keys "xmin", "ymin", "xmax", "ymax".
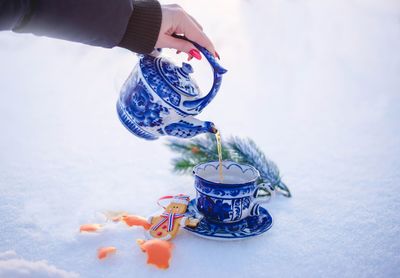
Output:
[
  {"xmin": 140, "ymin": 55, "xmax": 200, "ymax": 98},
  {"xmin": 157, "ymin": 58, "xmax": 200, "ymax": 97}
]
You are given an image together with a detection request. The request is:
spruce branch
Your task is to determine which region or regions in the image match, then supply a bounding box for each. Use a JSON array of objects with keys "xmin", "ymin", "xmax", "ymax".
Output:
[
  {"xmin": 172, "ymin": 158, "xmax": 197, "ymax": 173},
  {"xmin": 227, "ymin": 137, "xmax": 291, "ymax": 197},
  {"xmin": 166, "ymin": 134, "xmax": 291, "ymax": 197}
]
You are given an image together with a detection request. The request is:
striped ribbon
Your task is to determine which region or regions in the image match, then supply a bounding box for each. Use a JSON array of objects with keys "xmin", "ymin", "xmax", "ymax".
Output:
[{"xmin": 151, "ymin": 212, "xmax": 185, "ymax": 232}]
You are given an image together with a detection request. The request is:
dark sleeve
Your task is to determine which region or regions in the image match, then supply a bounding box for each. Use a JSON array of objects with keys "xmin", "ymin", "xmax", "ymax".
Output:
[
  {"xmin": 0, "ymin": 0, "xmax": 161, "ymax": 54},
  {"xmin": 0, "ymin": 0, "xmax": 31, "ymax": 30}
]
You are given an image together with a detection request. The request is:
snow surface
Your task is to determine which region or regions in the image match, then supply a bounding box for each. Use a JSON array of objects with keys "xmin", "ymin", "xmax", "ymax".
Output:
[{"xmin": 1, "ymin": 0, "xmax": 400, "ymax": 277}]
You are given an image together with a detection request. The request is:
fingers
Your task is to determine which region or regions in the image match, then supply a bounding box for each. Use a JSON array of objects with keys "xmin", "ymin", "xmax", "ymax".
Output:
[
  {"xmin": 179, "ymin": 14, "xmax": 216, "ymax": 56},
  {"xmin": 156, "ymin": 4, "xmax": 218, "ymax": 59},
  {"xmin": 159, "ymin": 34, "xmax": 199, "ymax": 60},
  {"xmin": 187, "ymin": 14, "xmax": 203, "ymax": 31}
]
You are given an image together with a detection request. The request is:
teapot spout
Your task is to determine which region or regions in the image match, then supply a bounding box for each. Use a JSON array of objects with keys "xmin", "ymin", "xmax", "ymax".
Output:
[{"xmin": 164, "ymin": 117, "xmax": 216, "ymax": 139}]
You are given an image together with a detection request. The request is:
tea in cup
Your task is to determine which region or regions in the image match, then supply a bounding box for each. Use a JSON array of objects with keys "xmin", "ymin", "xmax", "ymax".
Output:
[{"xmin": 193, "ymin": 161, "xmax": 274, "ymax": 223}]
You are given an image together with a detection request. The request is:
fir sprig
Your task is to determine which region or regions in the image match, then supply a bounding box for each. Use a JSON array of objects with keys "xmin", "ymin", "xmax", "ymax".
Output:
[
  {"xmin": 228, "ymin": 137, "xmax": 291, "ymax": 197},
  {"xmin": 166, "ymin": 134, "xmax": 291, "ymax": 197}
]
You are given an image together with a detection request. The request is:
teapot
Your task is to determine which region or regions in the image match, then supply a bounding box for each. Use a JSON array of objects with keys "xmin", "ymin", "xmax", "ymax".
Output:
[{"xmin": 116, "ymin": 38, "xmax": 227, "ymax": 140}]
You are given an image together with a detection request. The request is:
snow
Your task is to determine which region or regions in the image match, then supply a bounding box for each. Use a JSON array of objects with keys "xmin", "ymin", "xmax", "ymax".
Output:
[
  {"xmin": 0, "ymin": 250, "xmax": 79, "ymax": 278},
  {"xmin": 0, "ymin": 0, "xmax": 399, "ymax": 277}
]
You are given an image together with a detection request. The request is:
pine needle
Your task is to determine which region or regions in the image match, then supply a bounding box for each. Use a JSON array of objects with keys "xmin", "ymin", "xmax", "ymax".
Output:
[{"xmin": 166, "ymin": 134, "xmax": 291, "ymax": 197}]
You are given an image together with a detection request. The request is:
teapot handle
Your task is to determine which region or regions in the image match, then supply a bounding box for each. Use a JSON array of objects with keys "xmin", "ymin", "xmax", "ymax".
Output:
[{"xmin": 172, "ymin": 34, "xmax": 228, "ymax": 113}]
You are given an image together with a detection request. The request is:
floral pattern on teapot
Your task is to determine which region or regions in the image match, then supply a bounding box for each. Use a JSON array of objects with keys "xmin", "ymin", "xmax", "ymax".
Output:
[{"xmin": 117, "ymin": 39, "xmax": 227, "ymax": 140}]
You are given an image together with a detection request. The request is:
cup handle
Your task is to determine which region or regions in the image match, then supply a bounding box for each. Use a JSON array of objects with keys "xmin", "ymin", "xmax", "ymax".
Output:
[{"xmin": 250, "ymin": 183, "xmax": 275, "ymax": 216}]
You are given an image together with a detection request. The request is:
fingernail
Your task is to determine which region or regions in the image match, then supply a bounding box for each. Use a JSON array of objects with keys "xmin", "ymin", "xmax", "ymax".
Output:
[
  {"xmin": 189, "ymin": 49, "xmax": 202, "ymax": 60},
  {"xmin": 176, "ymin": 50, "xmax": 181, "ymax": 54},
  {"xmin": 214, "ymin": 51, "xmax": 220, "ymax": 60},
  {"xmin": 187, "ymin": 55, "xmax": 193, "ymax": 61}
]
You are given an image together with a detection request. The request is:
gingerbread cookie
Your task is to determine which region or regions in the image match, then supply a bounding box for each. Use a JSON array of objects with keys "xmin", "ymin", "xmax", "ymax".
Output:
[{"xmin": 146, "ymin": 195, "xmax": 199, "ymax": 240}]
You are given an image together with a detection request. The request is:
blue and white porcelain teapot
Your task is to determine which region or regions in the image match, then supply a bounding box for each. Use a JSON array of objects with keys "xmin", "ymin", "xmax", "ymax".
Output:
[{"xmin": 117, "ymin": 38, "xmax": 227, "ymax": 140}]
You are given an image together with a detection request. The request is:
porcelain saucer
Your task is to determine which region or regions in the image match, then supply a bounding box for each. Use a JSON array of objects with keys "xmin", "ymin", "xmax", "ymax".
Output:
[{"xmin": 183, "ymin": 200, "xmax": 273, "ymax": 241}]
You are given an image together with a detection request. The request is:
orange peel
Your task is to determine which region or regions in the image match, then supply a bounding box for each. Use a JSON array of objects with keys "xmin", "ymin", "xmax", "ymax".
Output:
[
  {"xmin": 79, "ymin": 224, "xmax": 102, "ymax": 233},
  {"xmin": 122, "ymin": 215, "xmax": 151, "ymax": 230},
  {"xmin": 137, "ymin": 239, "xmax": 173, "ymax": 269},
  {"xmin": 103, "ymin": 211, "xmax": 129, "ymax": 222},
  {"xmin": 97, "ymin": 246, "xmax": 117, "ymax": 260}
]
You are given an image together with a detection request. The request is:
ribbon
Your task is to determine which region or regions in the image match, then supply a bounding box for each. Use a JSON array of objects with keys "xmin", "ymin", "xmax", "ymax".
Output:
[
  {"xmin": 157, "ymin": 194, "xmax": 190, "ymax": 209},
  {"xmin": 151, "ymin": 212, "xmax": 185, "ymax": 232}
]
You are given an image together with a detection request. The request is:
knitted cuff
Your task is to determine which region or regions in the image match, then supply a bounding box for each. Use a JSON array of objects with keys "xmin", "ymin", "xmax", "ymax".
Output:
[{"xmin": 118, "ymin": 0, "xmax": 162, "ymax": 54}]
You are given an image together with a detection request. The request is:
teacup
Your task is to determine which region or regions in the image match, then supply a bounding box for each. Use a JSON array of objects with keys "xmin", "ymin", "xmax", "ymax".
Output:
[{"xmin": 193, "ymin": 161, "xmax": 275, "ymax": 223}]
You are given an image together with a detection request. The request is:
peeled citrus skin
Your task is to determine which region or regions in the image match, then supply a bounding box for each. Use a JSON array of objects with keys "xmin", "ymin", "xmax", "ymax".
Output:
[
  {"xmin": 122, "ymin": 215, "xmax": 151, "ymax": 230},
  {"xmin": 97, "ymin": 247, "xmax": 117, "ymax": 260},
  {"xmin": 137, "ymin": 239, "xmax": 173, "ymax": 269},
  {"xmin": 79, "ymin": 224, "xmax": 102, "ymax": 232}
]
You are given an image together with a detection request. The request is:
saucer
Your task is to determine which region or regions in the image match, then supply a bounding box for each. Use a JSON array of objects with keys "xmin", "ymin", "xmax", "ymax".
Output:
[{"xmin": 183, "ymin": 200, "xmax": 273, "ymax": 241}]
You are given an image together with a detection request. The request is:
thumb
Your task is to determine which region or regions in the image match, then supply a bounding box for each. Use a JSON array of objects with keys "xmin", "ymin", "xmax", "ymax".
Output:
[{"xmin": 158, "ymin": 34, "xmax": 197, "ymax": 55}]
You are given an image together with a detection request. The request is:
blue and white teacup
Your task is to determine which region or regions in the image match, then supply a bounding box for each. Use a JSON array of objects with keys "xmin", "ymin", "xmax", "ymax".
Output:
[{"xmin": 193, "ymin": 161, "xmax": 275, "ymax": 223}]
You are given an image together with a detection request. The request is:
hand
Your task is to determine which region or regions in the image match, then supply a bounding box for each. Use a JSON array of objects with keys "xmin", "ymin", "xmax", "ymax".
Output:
[{"xmin": 155, "ymin": 4, "xmax": 219, "ymax": 61}]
